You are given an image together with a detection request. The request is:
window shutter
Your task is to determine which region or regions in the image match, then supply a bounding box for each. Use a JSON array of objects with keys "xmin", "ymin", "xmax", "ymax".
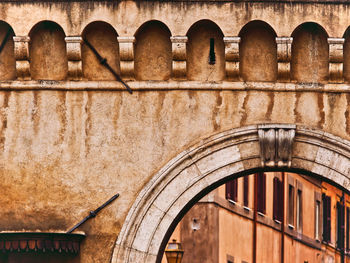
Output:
[
  {"xmin": 323, "ymin": 194, "xmax": 331, "ymax": 243},
  {"xmin": 278, "ymin": 179, "xmax": 284, "ymax": 222},
  {"xmin": 337, "ymin": 202, "xmax": 345, "ymax": 249},
  {"xmin": 244, "ymin": 176, "xmax": 249, "ymax": 207},
  {"xmin": 273, "ymin": 177, "xmax": 278, "ymax": 220},
  {"xmin": 263, "ymin": 173, "xmax": 266, "ymax": 214},
  {"xmin": 347, "ymin": 207, "xmax": 350, "ymax": 251},
  {"xmin": 257, "ymin": 173, "xmax": 266, "ymax": 214},
  {"xmin": 226, "ymin": 181, "xmax": 232, "ymax": 200},
  {"xmin": 226, "ymin": 179, "xmax": 238, "ymax": 202}
]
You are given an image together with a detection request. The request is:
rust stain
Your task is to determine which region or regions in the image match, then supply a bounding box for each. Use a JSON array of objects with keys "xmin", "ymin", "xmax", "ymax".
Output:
[
  {"xmin": 212, "ymin": 91, "xmax": 222, "ymax": 131},
  {"xmin": 345, "ymin": 94, "xmax": 350, "ymax": 135},
  {"xmin": 294, "ymin": 92, "xmax": 302, "ymax": 124},
  {"xmin": 265, "ymin": 92, "xmax": 274, "ymax": 121},
  {"xmin": 0, "ymin": 92, "xmax": 10, "ymax": 151},
  {"xmin": 317, "ymin": 93, "xmax": 325, "ymax": 128},
  {"xmin": 327, "ymin": 93, "xmax": 337, "ymax": 127},
  {"xmin": 240, "ymin": 91, "xmax": 249, "ymax": 126},
  {"xmin": 56, "ymin": 91, "xmax": 67, "ymax": 145},
  {"xmin": 113, "ymin": 92, "xmax": 124, "ymax": 130},
  {"xmin": 85, "ymin": 92, "xmax": 92, "ymax": 157},
  {"xmin": 32, "ymin": 91, "xmax": 40, "ymax": 136}
]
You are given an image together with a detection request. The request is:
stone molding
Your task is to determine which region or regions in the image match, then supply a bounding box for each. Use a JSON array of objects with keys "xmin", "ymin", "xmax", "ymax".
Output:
[
  {"xmin": 111, "ymin": 124, "xmax": 350, "ymax": 263},
  {"xmin": 170, "ymin": 36, "xmax": 187, "ymax": 80},
  {"xmin": 0, "ymin": 81, "xmax": 350, "ymax": 92},
  {"xmin": 276, "ymin": 37, "xmax": 292, "ymax": 81},
  {"xmin": 223, "ymin": 36, "xmax": 240, "ymax": 80},
  {"xmin": 328, "ymin": 37, "xmax": 344, "ymax": 83},
  {"xmin": 258, "ymin": 124, "xmax": 295, "ymax": 168},
  {"xmin": 65, "ymin": 36, "xmax": 83, "ymax": 80},
  {"xmin": 118, "ymin": 36, "xmax": 135, "ymax": 79},
  {"xmin": 13, "ymin": 36, "xmax": 30, "ymax": 80}
]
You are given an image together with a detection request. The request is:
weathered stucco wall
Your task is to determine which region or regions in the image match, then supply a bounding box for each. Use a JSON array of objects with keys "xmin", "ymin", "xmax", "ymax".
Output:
[
  {"xmin": 0, "ymin": 0, "xmax": 350, "ymax": 262},
  {"xmin": 0, "ymin": 89, "xmax": 349, "ymax": 262}
]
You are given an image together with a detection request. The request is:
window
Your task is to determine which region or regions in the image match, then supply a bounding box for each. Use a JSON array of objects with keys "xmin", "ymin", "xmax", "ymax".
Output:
[
  {"xmin": 243, "ymin": 176, "xmax": 249, "ymax": 207},
  {"xmin": 296, "ymin": 189, "xmax": 302, "ymax": 232},
  {"xmin": 323, "ymin": 194, "xmax": 331, "ymax": 243},
  {"xmin": 209, "ymin": 38, "xmax": 216, "ymax": 64},
  {"xmin": 347, "ymin": 207, "xmax": 350, "ymax": 251},
  {"xmin": 273, "ymin": 177, "xmax": 283, "ymax": 222},
  {"xmin": 288, "ymin": 184, "xmax": 295, "ymax": 226},
  {"xmin": 257, "ymin": 172, "xmax": 266, "ymax": 214},
  {"xmin": 226, "ymin": 179, "xmax": 238, "ymax": 202},
  {"xmin": 315, "ymin": 200, "xmax": 321, "ymax": 240},
  {"xmin": 337, "ymin": 201, "xmax": 345, "ymax": 249}
]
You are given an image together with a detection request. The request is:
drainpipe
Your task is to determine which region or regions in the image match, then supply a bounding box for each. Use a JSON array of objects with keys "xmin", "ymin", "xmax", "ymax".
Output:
[
  {"xmin": 253, "ymin": 173, "xmax": 258, "ymax": 263},
  {"xmin": 281, "ymin": 172, "xmax": 285, "ymax": 263}
]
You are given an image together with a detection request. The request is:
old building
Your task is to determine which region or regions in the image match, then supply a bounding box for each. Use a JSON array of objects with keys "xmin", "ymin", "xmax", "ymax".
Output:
[
  {"xmin": 0, "ymin": 0, "xmax": 349, "ymax": 262},
  {"xmin": 164, "ymin": 172, "xmax": 350, "ymax": 263}
]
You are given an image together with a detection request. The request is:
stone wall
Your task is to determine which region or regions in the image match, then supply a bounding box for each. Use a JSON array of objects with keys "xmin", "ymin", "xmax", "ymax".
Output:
[{"xmin": 0, "ymin": 1, "xmax": 349, "ymax": 262}]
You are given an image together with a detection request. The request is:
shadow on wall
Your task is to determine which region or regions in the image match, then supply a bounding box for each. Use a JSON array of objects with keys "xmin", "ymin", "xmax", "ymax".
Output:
[
  {"xmin": 29, "ymin": 20, "xmax": 68, "ymax": 80},
  {"xmin": 82, "ymin": 21, "xmax": 120, "ymax": 81},
  {"xmin": 134, "ymin": 20, "xmax": 172, "ymax": 81},
  {"xmin": 186, "ymin": 19, "xmax": 225, "ymax": 81},
  {"xmin": 291, "ymin": 22, "xmax": 329, "ymax": 83},
  {"xmin": 239, "ymin": 20, "xmax": 277, "ymax": 82},
  {"xmin": 0, "ymin": 21, "xmax": 15, "ymax": 81}
]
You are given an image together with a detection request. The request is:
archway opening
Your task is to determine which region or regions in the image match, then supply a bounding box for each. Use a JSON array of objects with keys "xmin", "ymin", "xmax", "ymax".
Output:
[
  {"xmin": 112, "ymin": 125, "xmax": 350, "ymax": 263},
  {"xmin": 159, "ymin": 168, "xmax": 349, "ymax": 263}
]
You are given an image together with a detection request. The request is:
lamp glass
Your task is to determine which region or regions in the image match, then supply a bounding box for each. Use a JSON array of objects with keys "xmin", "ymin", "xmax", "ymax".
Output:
[{"xmin": 165, "ymin": 239, "xmax": 184, "ymax": 263}]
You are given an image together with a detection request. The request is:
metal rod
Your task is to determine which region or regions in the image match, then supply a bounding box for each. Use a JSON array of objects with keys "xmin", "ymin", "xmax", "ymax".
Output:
[
  {"xmin": 67, "ymin": 193, "xmax": 120, "ymax": 233},
  {"xmin": 83, "ymin": 37, "xmax": 133, "ymax": 94},
  {"xmin": 0, "ymin": 28, "xmax": 11, "ymax": 55}
]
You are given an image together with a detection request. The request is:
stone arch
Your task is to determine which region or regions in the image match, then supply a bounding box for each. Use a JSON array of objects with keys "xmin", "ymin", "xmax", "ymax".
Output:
[
  {"xmin": 0, "ymin": 21, "xmax": 16, "ymax": 80},
  {"xmin": 29, "ymin": 20, "xmax": 67, "ymax": 80},
  {"xmin": 134, "ymin": 20, "xmax": 172, "ymax": 81},
  {"xmin": 291, "ymin": 22, "xmax": 329, "ymax": 83},
  {"xmin": 82, "ymin": 21, "xmax": 120, "ymax": 80},
  {"xmin": 239, "ymin": 20, "xmax": 277, "ymax": 82},
  {"xmin": 186, "ymin": 19, "xmax": 225, "ymax": 81},
  {"xmin": 111, "ymin": 124, "xmax": 350, "ymax": 263}
]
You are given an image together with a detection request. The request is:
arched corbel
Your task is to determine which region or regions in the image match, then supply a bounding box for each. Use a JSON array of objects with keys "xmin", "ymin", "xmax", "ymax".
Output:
[
  {"xmin": 171, "ymin": 36, "xmax": 187, "ymax": 80},
  {"xmin": 276, "ymin": 37, "xmax": 292, "ymax": 81},
  {"xmin": 13, "ymin": 36, "xmax": 30, "ymax": 80},
  {"xmin": 223, "ymin": 36, "xmax": 240, "ymax": 80},
  {"xmin": 65, "ymin": 36, "xmax": 83, "ymax": 80},
  {"xmin": 328, "ymin": 37, "xmax": 344, "ymax": 83},
  {"xmin": 118, "ymin": 36, "xmax": 135, "ymax": 80}
]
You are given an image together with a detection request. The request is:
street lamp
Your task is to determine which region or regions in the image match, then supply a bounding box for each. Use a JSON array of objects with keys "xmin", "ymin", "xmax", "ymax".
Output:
[{"xmin": 165, "ymin": 239, "xmax": 184, "ymax": 263}]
